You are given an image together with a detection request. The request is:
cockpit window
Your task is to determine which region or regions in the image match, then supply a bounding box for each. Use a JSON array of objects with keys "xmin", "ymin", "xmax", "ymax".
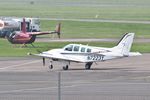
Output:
[
  {"xmin": 73, "ymin": 46, "xmax": 80, "ymax": 51},
  {"xmin": 64, "ymin": 45, "xmax": 73, "ymax": 51},
  {"xmin": 81, "ymin": 47, "xmax": 85, "ymax": 52},
  {"xmin": 87, "ymin": 48, "xmax": 91, "ymax": 52}
]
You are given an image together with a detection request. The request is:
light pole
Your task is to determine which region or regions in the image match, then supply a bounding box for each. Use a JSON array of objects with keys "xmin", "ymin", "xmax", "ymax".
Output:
[{"xmin": 58, "ymin": 72, "xmax": 61, "ymax": 100}]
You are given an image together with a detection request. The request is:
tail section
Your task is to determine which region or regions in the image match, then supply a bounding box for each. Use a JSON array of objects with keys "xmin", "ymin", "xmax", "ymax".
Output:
[
  {"xmin": 21, "ymin": 18, "xmax": 26, "ymax": 33},
  {"xmin": 54, "ymin": 23, "xmax": 61, "ymax": 38},
  {"xmin": 113, "ymin": 33, "xmax": 134, "ymax": 56}
]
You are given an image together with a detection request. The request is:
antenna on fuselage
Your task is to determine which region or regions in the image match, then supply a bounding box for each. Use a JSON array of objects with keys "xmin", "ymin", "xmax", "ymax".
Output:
[{"xmin": 86, "ymin": 40, "xmax": 91, "ymax": 46}]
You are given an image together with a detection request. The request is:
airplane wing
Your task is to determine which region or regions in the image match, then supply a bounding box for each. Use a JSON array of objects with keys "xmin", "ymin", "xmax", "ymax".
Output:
[
  {"xmin": 30, "ymin": 53, "xmax": 86, "ymax": 62},
  {"xmin": 30, "ymin": 51, "xmax": 123, "ymax": 63}
]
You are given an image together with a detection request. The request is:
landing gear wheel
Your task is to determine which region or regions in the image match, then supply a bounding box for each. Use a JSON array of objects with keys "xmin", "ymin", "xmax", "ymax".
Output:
[
  {"xmin": 63, "ymin": 65, "xmax": 69, "ymax": 70},
  {"xmin": 49, "ymin": 65, "xmax": 53, "ymax": 69},
  {"xmin": 85, "ymin": 62, "xmax": 93, "ymax": 70}
]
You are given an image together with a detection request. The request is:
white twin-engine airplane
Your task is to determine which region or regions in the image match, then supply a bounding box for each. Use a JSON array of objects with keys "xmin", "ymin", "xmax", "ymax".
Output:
[{"xmin": 31, "ymin": 33, "xmax": 141, "ymax": 70}]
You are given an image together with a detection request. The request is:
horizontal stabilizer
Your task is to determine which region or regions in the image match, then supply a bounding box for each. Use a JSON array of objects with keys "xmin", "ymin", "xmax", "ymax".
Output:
[
  {"xmin": 113, "ymin": 33, "xmax": 135, "ymax": 56},
  {"xmin": 129, "ymin": 52, "xmax": 142, "ymax": 56}
]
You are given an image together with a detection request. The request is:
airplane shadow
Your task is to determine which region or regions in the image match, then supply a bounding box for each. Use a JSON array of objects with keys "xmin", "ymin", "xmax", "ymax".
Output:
[
  {"xmin": 13, "ymin": 44, "xmax": 51, "ymax": 49},
  {"xmin": 62, "ymin": 67, "xmax": 133, "ymax": 71}
]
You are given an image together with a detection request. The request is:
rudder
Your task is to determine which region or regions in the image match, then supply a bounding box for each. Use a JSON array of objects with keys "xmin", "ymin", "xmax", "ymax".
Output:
[{"xmin": 113, "ymin": 33, "xmax": 134, "ymax": 56}]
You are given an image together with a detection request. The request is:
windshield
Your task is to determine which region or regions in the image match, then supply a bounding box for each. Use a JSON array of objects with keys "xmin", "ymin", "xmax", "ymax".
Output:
[{"xmin": 64, "ymin": 45, "xmax": 73, "ymax": 51}]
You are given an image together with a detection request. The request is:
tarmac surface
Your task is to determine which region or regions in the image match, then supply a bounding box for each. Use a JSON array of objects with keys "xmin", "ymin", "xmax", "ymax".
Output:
[{"xmin": 0, "ymin": 54, "xmax": 150, "ymax": 100}]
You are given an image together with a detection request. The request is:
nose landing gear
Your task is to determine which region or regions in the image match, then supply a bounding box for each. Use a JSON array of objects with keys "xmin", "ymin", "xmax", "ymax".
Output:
[
  {"xmin": 48, "ymin": 61, "xmax": 53, "ymax": 69},
  {"xmin": 49, "ymin": 65, "xmax": 53, "ymax": 69}
]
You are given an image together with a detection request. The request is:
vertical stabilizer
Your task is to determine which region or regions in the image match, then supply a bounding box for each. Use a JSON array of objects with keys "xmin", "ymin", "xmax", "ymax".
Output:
[
  {"xmin": 55, "ymin": 23, "xmax": 61, "ymax": 38},
  {"xmin": 113, "ymin": 33, "xmax": 134, "ymax": 56},
  {"xmin": 21, "ymin": 18, "xmax": 26, "ymax": 33}
]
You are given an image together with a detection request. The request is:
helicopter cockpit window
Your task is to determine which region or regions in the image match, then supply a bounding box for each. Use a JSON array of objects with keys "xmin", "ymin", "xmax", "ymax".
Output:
[{"xmin": 64, "ymin": 45, "xmax": 73, "ymax": 51}]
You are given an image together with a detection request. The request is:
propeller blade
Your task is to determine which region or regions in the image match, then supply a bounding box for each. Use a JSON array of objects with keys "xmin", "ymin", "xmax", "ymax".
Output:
[{"xmin": 43, "ymin": 57, "xmax": 45, "ymax": 66}]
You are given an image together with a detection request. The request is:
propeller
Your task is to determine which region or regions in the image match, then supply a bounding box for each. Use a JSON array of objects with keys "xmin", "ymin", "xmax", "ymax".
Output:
[{"xmin": 42, "ymin": 57, "xmax": 45, "ymax": 66}]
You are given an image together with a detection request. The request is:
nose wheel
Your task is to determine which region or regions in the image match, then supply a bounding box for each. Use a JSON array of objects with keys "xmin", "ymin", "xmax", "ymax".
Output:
[
  {"xmin": 48, "ymin": 61, "xmax": 53, "ymax": 69},
  {"xmin": 49, "ymin": 65, "xmax": 53, "ymax": 69}
]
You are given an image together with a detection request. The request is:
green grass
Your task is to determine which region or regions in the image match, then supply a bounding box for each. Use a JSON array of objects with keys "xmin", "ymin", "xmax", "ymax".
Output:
[
  {"xmin": 0, "ymin": 0, "xmax": 150, "ymax": 21},
  {"xmin": 40, "ymin": 20, "xmax": 150, "ymax": 38},
  {"xmin": 0, "ymin": 0, "xmax": 150, "ymax": 56},
  {"xmin": 0, "ymin": 39, "xmax": 149, "ymax": 56},
  {"xmin": 132, "ymin": 43, "xmax": 150, "ymax": 53}
]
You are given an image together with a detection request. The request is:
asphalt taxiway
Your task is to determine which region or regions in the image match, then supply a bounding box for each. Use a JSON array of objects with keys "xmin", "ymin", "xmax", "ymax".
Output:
[
  {"xmin": 0, "ymin": 54, "xmax": 150, "ymax": 100},
  {"xmin": 0, "ymin": 54, "xmax": 150, "ymax": 72}
]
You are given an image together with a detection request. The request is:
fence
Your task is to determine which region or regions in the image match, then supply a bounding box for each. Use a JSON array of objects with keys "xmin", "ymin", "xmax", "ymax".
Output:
[{"xmin": 0, "ymin": 71, "xmax": 150, "ymax": 100}]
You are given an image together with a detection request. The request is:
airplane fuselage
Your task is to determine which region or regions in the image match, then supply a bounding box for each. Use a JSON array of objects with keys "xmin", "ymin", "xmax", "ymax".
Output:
[
  {"xmin": 31, "ymin": 33, "xmax": 142, "ymax": 70},
  {"xmin": 40, "ymin": 44, "xmax": 118, "ymax": 63}
]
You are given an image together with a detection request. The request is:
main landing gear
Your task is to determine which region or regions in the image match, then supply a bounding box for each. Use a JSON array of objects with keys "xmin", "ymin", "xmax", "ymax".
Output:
[
  {"xmin": 48, "ymin": 61, "xmax": 69, "ymax": 70},
  {"xmin": 62, "ymin": 61, "xmax": 70, "ymax": 70},
  {"xmin": 85, "ymin": 62, "xmax": 93, "ymax": 70},
  {"xmin": 47, "ymin": 61, "xmax": 93, "ymax": 70},
  {"xmin": 48, "ymin": 64, "xmax": 69, "ymax": 70},
  {"xmin": 63, "ymin": 65, "xmax": 69, "ymax": 70}
]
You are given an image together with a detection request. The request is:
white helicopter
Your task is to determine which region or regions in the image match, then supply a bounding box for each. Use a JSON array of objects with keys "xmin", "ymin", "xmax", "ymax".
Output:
[{"xmin": 30, "ymin": 33, "xmax": 141, "ymax": 70}]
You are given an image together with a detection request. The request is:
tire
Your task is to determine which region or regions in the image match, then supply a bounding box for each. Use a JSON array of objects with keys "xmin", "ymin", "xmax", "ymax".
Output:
[
  {"xmin": 49, "ymin": 65, "xmax": 53, "ymax": 69},
  {"xmin": 85, "ymin": 62, "xmax": 93, "ymax": 70},
  {"xmin": 63, "ymin": 65, "xmax": 69, "ymax": 70}
]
